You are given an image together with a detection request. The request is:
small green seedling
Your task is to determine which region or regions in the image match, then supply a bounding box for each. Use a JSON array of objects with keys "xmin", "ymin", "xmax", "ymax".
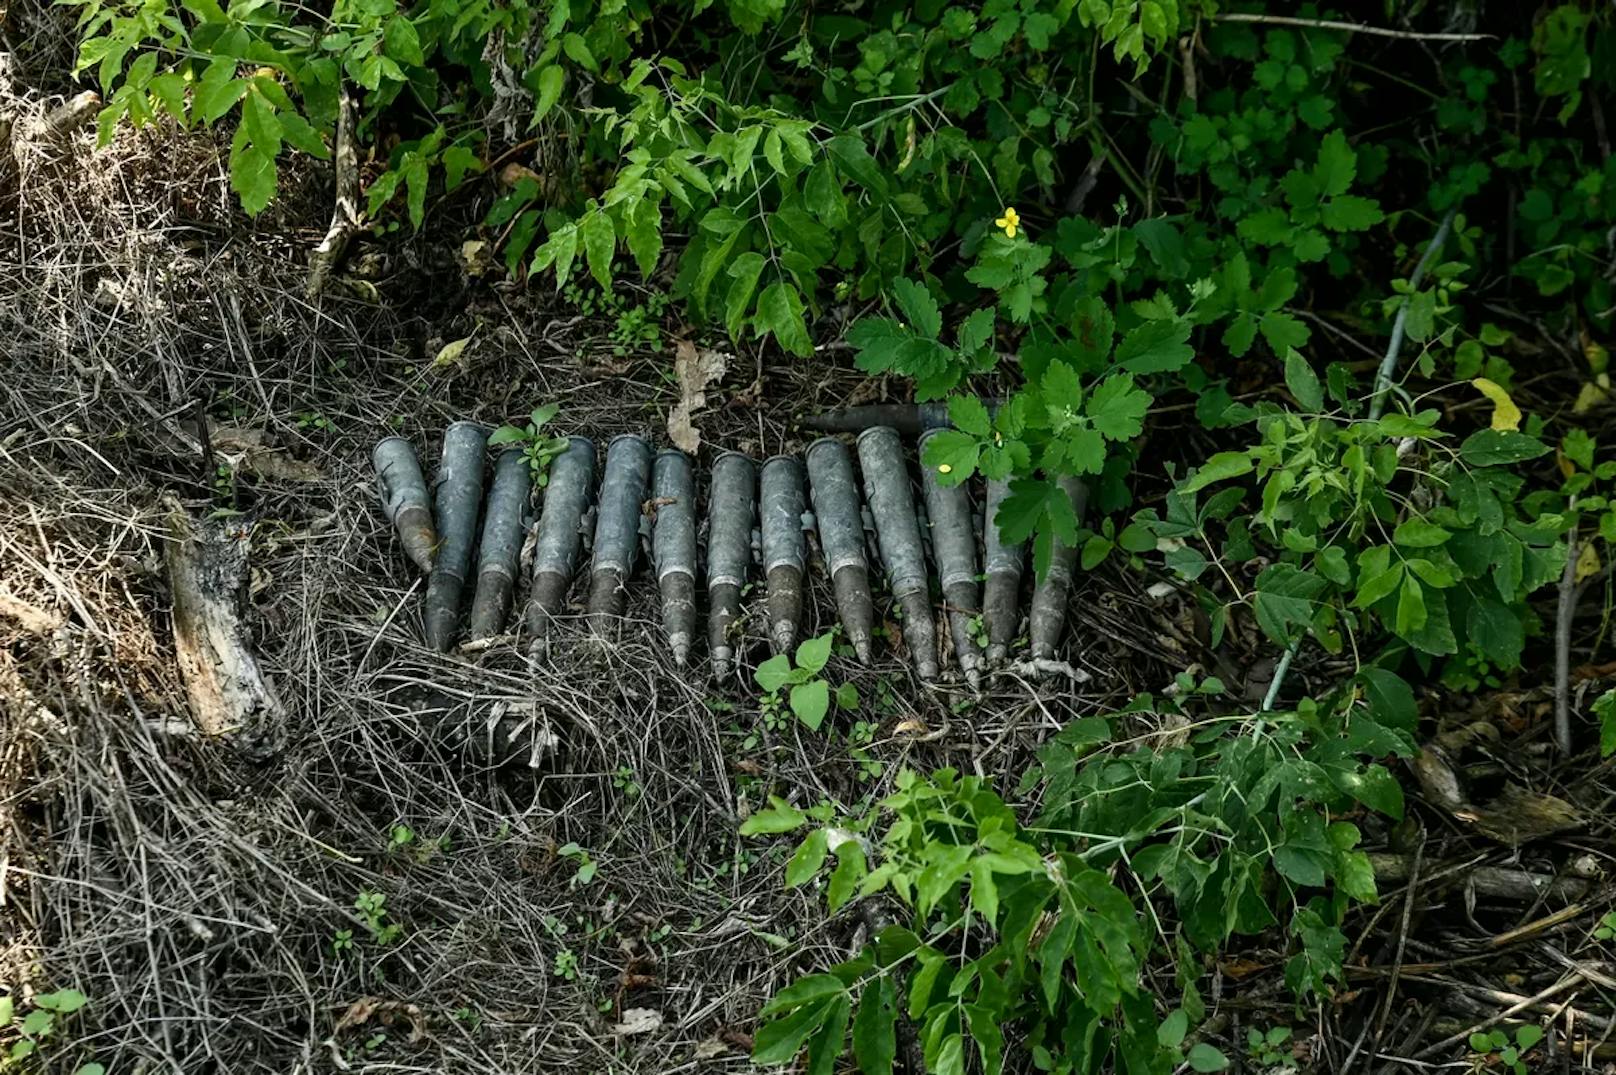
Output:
[
  {"xmin": 489, "ymin": 403, "xmax": 570, "ymax": 485},
  {"xmin": 1594, "ymin": 910, "xmax": 1616, "ymax": 941},
  {"xmin": 557, "ymin": 842, "xmax": 597, "ymax": 887},
  {"xmin": 1247, "ymin": 1025, "xmax": 1293, "ymax": 1068},
  {"xmin": 354, "ymin": 890, "xmax": 402, "ymax": 946},
  {"xmin": 754, "ymin": 632, "xmax": 858, "ymax": 731},
  {"xmin": 1, "ymin": 989, "xmax": 95, "ymax": 1071},
  {"xmin": 1469, "ymin": 1025, "xmax": 1543, "ymax": 1075}
]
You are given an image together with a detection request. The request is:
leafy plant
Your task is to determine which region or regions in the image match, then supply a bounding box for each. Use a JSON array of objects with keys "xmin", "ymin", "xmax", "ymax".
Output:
[
  {"xmin": 488, "ymin": 403, "xmax": 570, "ymax": 486},
  {"xmin": 556, "ymin": 842, "xmax": 597, "ymax": 888},
  {"xmin": 354, "ymin": 890, "xmax": 401, "ymax": 946},
  {"xmin": 1468, "ymin": 1025, "xmax": 1544, "ymax": 1075},
  {"xmin": 1247, "ymin": 1024, "xmax": 1295, "ymax": 1070},
  {"xmin": 754, "ymin": 632, "xmax": 858, "ymax": 732},
  {"xmin": 1, "ymin": 989, "xmax": 96, "ymax": 1071}
]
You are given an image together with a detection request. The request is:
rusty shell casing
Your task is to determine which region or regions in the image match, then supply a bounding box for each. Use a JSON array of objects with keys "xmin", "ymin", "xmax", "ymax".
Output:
[
  {"xmin": 760, "ymin": 454, "xmax": 808, "ymax": 656},
  {"xmin": 706, "ymin": 451, "xmax": 756, "ymax": 680},
  {"xmin": 423, "ymin": 421, "xmax": 489, "ymax": 651},
  {"xmin": 372, "ymin": 436, "xmax": 437, "ymax": 574},
  {"xmin": 467, "ymin": 447, "xmax": 533, "ymax": 640},
  {"xmin": 1029, "ymin": 476, "xmax": 1088, "ymax": 664},
  {"xmin": 525, "ymin": 436, "xmax": 595, "ymax": 658},
  {"xmin": 805, "ymin": 437, "xmax": 875, "ymax": 664},
  {"xmin": 585, "ymin": 434, "xmax": 653, "ymax": 642},
  {"xmin": 918, "ymin": 430, "xmax": 984, "ymax": 688},
  {"xmin": 982, "ymin": 477, "xmax": 1025, "ymax": 664},
  {"xmin": 856, "ymin": 425, "xmax": 938, "ymax": 681},
  {"xmin": 653, "ymin": 449, "xmax": 699, "ymax": 667}
]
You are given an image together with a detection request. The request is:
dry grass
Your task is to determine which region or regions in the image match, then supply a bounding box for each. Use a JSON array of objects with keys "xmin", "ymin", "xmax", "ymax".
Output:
[{"xmin": 0, "ymin": 62, "xmax": 1156, "ymax": 1073}]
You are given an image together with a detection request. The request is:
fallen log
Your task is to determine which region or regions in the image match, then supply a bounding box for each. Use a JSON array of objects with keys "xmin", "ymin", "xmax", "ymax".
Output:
[{"xmin": 163, "ymin": 499, "xmax": 284, "ymax": 760}]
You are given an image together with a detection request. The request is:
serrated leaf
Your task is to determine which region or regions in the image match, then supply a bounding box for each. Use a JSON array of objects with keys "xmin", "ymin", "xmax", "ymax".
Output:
[
  {"xmin": 533, "ymin": 64, "xmax": 564, "ymax": 121},
  {"xmin": 561, "ymin": 31, "xmax": 597, "ymax": 71},
  {"xmin": 230, "ymin": 140, "xmax": 277, "ymax": 215},
  {"xmin": 758, "ymin": 282, "xmax": 813, "ymax": 357},
  {"xmin": 724, "ymin": 253, "xmax": 766, "ymax": 340},
  {"xmin": 1321, "ymin": 194, "xmax": 1384, "ymax": 231},
  {"xmin": 1314, "ymin": 129, "xmax": 1357, "ymax": 197},
  {"xmin": 891, "ymin": 278, "xmax": 942, "ymax": 339},
  {"xmin": 948, "ymin": 395, "xmax": 992, "ymax": 437},
  {"xmin": 580, "ymin": 209, "xmax": 616, "ymax": 289},
  {"xmin": 851, "ymin": 976, "xmax": 897, "ymax": 1075},
  {"xmin": 921, "ymin": 429, "xmax": 979, "ymax": 487},
  {"xmin": 1114, "ymin": 318, "xmax": 1193, "ymax": 373},
  {"xmin": 958, "ymin": 307, "xmax": 995, "ymax": 354},
  {"xmin": 1087, "ymin": 373, "xmax": 1150, "ymax": 441}
]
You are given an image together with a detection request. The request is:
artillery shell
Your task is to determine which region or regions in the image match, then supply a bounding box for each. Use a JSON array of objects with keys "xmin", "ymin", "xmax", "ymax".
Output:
[
  {"xmin": 706, "ymin": 451, "xmax": 756, "ymax": 681},
  {"xmin": 585, "ymin": 434, "xmax": 653, "ymax": 643},
  {"xmin": 372, "ymin": 436, "xmax": 437, "ymax": 574},
  {"xmin": 653, "ymin": 449, "xmax": 698, "ymax": 667},
  {"xmin": 856, "ymin": 425, "xmax": 938, "ymax": 681},
  {"xmin": 918, "ymin": 430, "xmax": 983, "ymax": 689},
  {"xmin": 1029, "ymin": 476, "xmax": 1088, "ymax": 664},
  {"xmin": 982, "ymin": 477, "xmax": 1025, "ymax": 665},
  {"xmin": 802, "ymin": 399, "xmax": 1001, "ymax": 436},
  {"xmin": 467, "ymin": 448, "xmax": 532, "ymax": 640},
  {"xmin": 525, "ymin": 436, "xmax": 595, "ymax": 658},
  {"xmin": 760, "ymin": 455, "xmax": 808, "ymax": 656},
  {"xmin": 423, "ymin": 421, "xmax": 488, "ymax": 651},
  {"xmin": 805, "ymin": 437, "xmax": 875, "ymax": 664}
]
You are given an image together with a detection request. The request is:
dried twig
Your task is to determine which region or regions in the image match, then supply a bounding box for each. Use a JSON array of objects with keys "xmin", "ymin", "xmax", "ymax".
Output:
[{"xmin": 1209, "ymin": 13, "xmax": 1493, "ymax": 42}]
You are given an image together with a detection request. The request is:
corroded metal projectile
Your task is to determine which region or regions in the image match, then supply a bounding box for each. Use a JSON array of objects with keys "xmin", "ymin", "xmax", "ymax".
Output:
[
  {"xmin": 706, "ymin": 451, "xmax": 756, "ymax": 681},
  {"xmin": 1029, "ymin": 475, "xmax": 1088, "ymax": 665},
  {"xmin": 805, "ymin": 437, "xmax": 875, "ymax": 664},
  {"xmin": 525, "ymin": 436, "xmax": 596, "ymax": 659},
  {"xmin": 372, "ymin": 436, "xmax": 437, "ymax": 574},
  {"xmin": 856, "ymin": 425, "xmax": 938, "ymax": 681},
  {"xmin": 467, "ymin": 448, "xmax": 532, "ymax": 640},
  {"xmin": 982, "ymin": 477, "xmax": 1025, "ymax": 665},
  {"xmin": 760, "ymin": 455, "xmax": 808, "ymax": 656},
  {"xmin": 918, "ymin": 430, "xmax": 983, "ymax": 689},
  {"xmin": 585, "ymin": 434, "xmax": 653, "ymax": 642},
  {"xmin": 423, "ymin": 421, "xmax": 488, "ymax": 651},
  {"xmin": 653, "ymin": 450, "xmax": 698, "ymax": 667},
  {"xmin": 802, "ymin": 399, "xmax": 1002, "ymax": 436}
]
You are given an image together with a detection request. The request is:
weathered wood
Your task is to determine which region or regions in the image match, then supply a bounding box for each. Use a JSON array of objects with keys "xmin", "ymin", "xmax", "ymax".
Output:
[{"xmin": 164, "ymin": 500, "xmax": 284, "ymax": 760}]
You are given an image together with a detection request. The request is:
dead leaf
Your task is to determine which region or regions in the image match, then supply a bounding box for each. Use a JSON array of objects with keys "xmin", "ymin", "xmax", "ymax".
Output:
[
  {"xmin": 667, "ymin": 340, "xmax": 729, "ymax": 453},
  {"xmin": 240, "ymin": 451, "xmax": 325, "ymax": 482},
  {"xmin": 0, "ymin": 593, "xmax": 63, "ymax": 635},
  {"xmin": 1575, "ymin": 541, "xmax": 1602, "ymax": 583},
  {"xmin": 611, "ymin": 1007, "xmax": 664, "ymax": 1036},
  {"xmin": 331, "ymin": 997, "xmax": 425, "ymax": 1042},
  {"xmin": 692, "ymin": 1036, "xmax": 733, "ymax": 1060},
  {"xmin": 1471, "ymin": 378, "xmax": 1522, "ymax": 432},
  {"xmin": 434, "ymin": 335, "xmax": 474, "ymax": 369}
]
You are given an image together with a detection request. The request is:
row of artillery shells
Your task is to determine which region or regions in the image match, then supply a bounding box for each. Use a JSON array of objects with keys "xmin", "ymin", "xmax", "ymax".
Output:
[{"xmin": 373, "ymin": 425, "xmax": 1086, "ymax": 681}]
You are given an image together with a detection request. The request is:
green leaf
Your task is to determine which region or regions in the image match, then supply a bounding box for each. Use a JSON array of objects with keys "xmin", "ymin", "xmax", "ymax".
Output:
[
  {"xmin": 805, "ymin": 994, "xmax": 851, "ymax": 1075},
  {"xmin": 561, "ymin": 31, "xmax": 597, "ymax": 71},
  {"xmin": 753, "ymin": 1000, "xmax": 832, "ymax": 1064},
  {"xmin": 1313, "ymin": 129, "xmax": 1357, "ymax": 197},
  {"xmin": 827, "ymin": 843, "xmax": 866, "ymax": 911},
  {"xmin": 1273, "ymin": 845, "xmax": 1327, "ymax": 887},
  {"xmin": 825, "ymin": 134, "xmax": 888, "ymax": 196},
  {"xmin": 1087, "ymin": 373, "xmax": 1151, "ymax": 441},
  {"xmin": 279, "ymin": 110, "xmax": 330, "ymax": 159},
  {"xmin": 723, "ymin": 254, "xmax": 766, "ymax": 339},
  {"xmin": 1284, "ymin": 349, "xmax": 1324, "ymax": 410},
  {"xmin": 758, "ymin": 282, "xmax": 813, "ymax": 357},
  {"xmin": 383, "ymin": 16, "xmax": 424, "ymax": 66},
  {"xmin": 1180, "ymin": 451, "xmax": 1252, "ymax": 494},
  {"xmin": 533, "ymin": 64, "xmax": 564, "ymax": 120},
  {"xmin": 34, "ymin": 988, "xmax": 87, "ymax": 1014},
  {"xmin": 1321, "ymin": 194, "xmax": 1384, "ymax": 231},
  {"xmin": 795, "ymin": 633, "xmax": 833, "ymax": 674},
  {"xmin": 852, "ymin": 977, "xmax": 898, "ymax": 1075},
  {"xmin": 19, "ymin": 1010, "xmax": 53, "ymax": 1036},
  {"xmin": 755, "ymin": 653, "xmax": 793, "ymax": 694},
  {"xmin": 230, "ymin": 141, "xmax": 277, "ymax": 216},
  {"xmin": 958, "ymin": 307, "xmax": 995, "ymax": 354},
  {"xmin": 1114, "ymin": 319, "xmax": 1193, "ymax": 373},
  {"xmin": 1157, "ymin": 1010, "xmax": 1188, "ymax": 1049},
  {"xmin": 948, "ymin": 395, "xmax": 992, "ymax": 437},
  {"xmin": 623, "ymin": 198, "xmax": 663, "ymax": 280},
  {"xmin": 1253, "ymin": 564, "xmax": 1326, "ymax": 644},
  {"xmin": 1395, "ymin": 576, "xmax": 1427, "ymax": 635},
  {"xmin": 1460, "ymin": 430, "xmax": 1550, "ymax": 466},
  {"xmin": 892, "ymin": 278, "xmax": 942, "ymax": 339},
  {"xmin": 1187, "ymin": 1042, "xmax": 1230, "ymax": 1072},
  {"xmin": 488, "ymin": 425, "xmax": 528, "ymax": 447},
  {"xmin": 786, "ymin": 828, "xmax": 829, "ymax": 886},
  {"xmin": 1358, "ymin": 667, "xmax": 1417, "ymax": 731},
  {"xmin": 195, "ymin": 60, "xmax": 246, "ymax": 124},
  {"xmin": 740, "ymin": 799, "xmax": 809, "ymax": 835},
  {"xmin": 922, "ymin": 430, "xmax": 979, "ymax": 487},
  {"xmin": 1393, "ymin": 519, "xmax": 1451, "ymax": 548},
  {"xmin": 580, "ymin": 209, "xmax": 616, "ymax": 289},
  {"xmin": 791, "ymin": 680, "xmax": 830, "ymax": 731},
  {"xmin": 1467, "ymin": 597, "xmax": 1524, "ymax": 668}
]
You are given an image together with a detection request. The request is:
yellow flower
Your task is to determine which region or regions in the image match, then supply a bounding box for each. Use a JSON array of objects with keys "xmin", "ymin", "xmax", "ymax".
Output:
[{"xmin": 995, "ymin": 207, "xmax": 1021, "ymax": 238}]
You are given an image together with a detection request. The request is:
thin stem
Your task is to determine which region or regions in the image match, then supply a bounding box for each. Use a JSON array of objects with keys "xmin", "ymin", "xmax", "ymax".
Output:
[
  {"xmin": 1368, "ymin": 207, "xmax": 1458, "ymax": 421},
  {"xmin": 1209, "ymin": 13, "xmax": 1493, "ymax": 42}
]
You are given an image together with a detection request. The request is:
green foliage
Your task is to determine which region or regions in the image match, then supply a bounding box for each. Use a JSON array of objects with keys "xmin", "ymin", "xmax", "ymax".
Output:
[
  {"xmin": 1469, "ymin": 1025, "xmax": 1544, "ymax": 1075},
  {"xmin": 754, "ymin": 632, "xmax": 858, "ymax": 732},
  {"xmin": 745, "ymin": 664, "xmax": 1414, "ymax": 1073},
  {"xmin": 488, "ymin": 403, "xmax": 569, "ymax": 486},
  {"xmin": 1, "ymin": 989, "xmax": 95, "ymax": 1071}
]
